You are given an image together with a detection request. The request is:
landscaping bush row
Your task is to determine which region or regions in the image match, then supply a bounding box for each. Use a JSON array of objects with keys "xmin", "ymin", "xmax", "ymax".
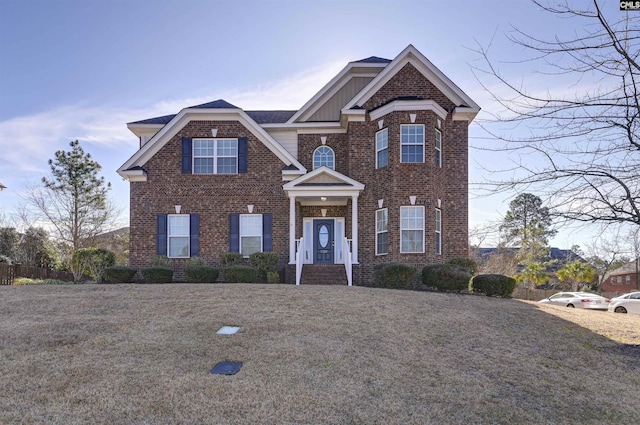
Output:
[
  {"xmin": 372, "ymin": 257, "xmax": 515, "ymax": 297},
  {"xmin": 98, "ymin": 253, "xmax": 282, "ymax": 284}
]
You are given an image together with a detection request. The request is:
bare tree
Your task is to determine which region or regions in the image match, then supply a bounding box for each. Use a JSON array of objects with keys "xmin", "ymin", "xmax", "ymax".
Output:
[{"xmin": 472, "ymin": 0, "xmax": 640, "ymax": 230}]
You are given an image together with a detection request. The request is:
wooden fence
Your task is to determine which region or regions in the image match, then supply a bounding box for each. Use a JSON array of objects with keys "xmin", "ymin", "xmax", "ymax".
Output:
[{"xmin": 0, "ymin": 264, "xmax": 75, "ymax": 285}]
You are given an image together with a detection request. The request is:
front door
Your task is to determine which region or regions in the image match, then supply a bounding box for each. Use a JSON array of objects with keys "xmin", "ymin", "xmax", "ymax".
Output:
[{"xmin": 313, "ymin": 219, "xmax": 334, "ymax": 264}]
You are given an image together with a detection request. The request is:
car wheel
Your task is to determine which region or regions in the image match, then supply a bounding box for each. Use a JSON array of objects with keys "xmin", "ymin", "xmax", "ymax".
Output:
[
  {"xmin": 614, "ymin": 306, "xmax": 627, "ymax": 314},
  {"xmin": 567, "ymin": 304, "xmax": 575, "ymax": 308}
]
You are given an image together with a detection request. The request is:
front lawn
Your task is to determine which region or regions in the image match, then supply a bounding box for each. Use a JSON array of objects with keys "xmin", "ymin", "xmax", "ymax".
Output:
[{"xmin": 1, "ymin": 284, "xmax": 639, "ymax": 424}]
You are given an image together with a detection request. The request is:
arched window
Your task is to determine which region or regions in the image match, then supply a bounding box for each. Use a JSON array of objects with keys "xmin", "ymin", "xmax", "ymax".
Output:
[{"xmin": 313, "ymin": 146, "xmax": 335, "ymax": 170}]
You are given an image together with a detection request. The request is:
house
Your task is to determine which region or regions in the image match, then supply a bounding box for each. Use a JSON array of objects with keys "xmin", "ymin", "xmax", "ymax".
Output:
[
  {"xmin": 601, "ymin": 259, "xmax": 640, "ymax": 293},
  {"xmin": 117, "ymin": 45, "xmax": 480, "ymax": 285}
]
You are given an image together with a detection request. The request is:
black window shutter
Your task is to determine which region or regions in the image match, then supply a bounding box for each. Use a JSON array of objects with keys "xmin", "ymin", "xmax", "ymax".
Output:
[
  {"xmin": 157, "ymin": 214, "xmax": 168, "ymax": 256},
  {"xmin": 229, "ymin": 213, "xmax": 240, "ymax": 252},
  {"xmin": 262, "ymin": 213, "xmax": 272, "ymax": 252},
  {"xmin": 182, "ymin": 137, "xmax": 192, "ymax": 174},
  {"xmin": 190, "ymin": 214, "xmax": 200, "ymax": 257},
  {"xmin": 238, "ymin": 137, "xmax": 248, "ymax": 173}
]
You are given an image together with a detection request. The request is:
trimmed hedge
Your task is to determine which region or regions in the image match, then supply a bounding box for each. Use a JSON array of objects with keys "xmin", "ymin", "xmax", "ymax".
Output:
[
  {"xmin": 422, "ymin": 264, "xmax": 471, "ymax": 292},
  {"xmin": 185, "ymin": 266, "xmax": 219, "ymax": 283},
  {"xmin": 470, "ymin": 274, "xmax": 517, "ymax": 297},
  {"xmin": 267, "ymin": 271, "xmax": 280, "ymax": 284},
  {"xmin": 14, "ymin": 278, "xmax": 72, "ymax": 285},
  {"xmin": 249, "ymin": 252, "xmax": 279, "ymax": 282},
  {"xmin": 220, "ymin": 252, "xmax": 243, "ymax": 267},
  {"xmin": 224, "ymin": 265, "xmax": 258, "ymax": 283},
  {"xmin": 103, "ymin": 266, "xmax": 137, "ymax": 283},
  {"xmin": 373, "ymin": 263, "xmax": 417, "ymax": 289},
  {"xmin": 446, "ymin": 257, "xmax": 478, "ymax": 275},
  {"xmin": 141, "ymin": 267, "xmax": 173, "ymax": 283}
]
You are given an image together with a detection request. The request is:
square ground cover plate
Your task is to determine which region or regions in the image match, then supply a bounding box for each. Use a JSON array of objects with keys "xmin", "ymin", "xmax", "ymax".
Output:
[
  {"xmin": 216, "ymin": 326, "xmax": 240, "ymax": 335},
  {"xmin": 211, "ymin": 361, "xmax": 243, "ymax": 375}
]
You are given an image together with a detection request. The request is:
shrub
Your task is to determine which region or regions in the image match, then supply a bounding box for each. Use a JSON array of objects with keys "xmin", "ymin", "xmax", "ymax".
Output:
[
  {"xmin": 220, "ymin": 252, "xmax": 243, "ymax": 267},
  {"xmin": 103, "ymin": 266, "xmax": 137, "ymax": 283},
  {"xmin": 72, "ymin": 248, "xmax": 116, "ymax": 282},
  {"xmin": 224, "ymin": 265, "xmax": 258, "ymax": 283},
  {"xmin": 422, "ymin": 264, "xmax": 471, "ymax": 292},
  {"xmin": 470, "ymin": 274, "xmax": 517, "ymax": 297},
  {"xmin": 267, "ymin": 271, "xmax": 280, "ymax": 284},
  {"xmin": 373, "ymin": 263, "xmax": 417, "ymax": 289},
  {"xmin": 141, "ymin": 267, "xmax": 173, "ymax": 283},
  {"xmin": 249, "ymin": 252, "xmax": 279, "ymax": 282},
  {"xmin": 446, "ymin": 257, "xmax": 478, "ymax": 275},
  {"xmin": 149, "ymin": 255, "xmax": 172, "ymax": 267},
  {"xmin": 0, "ymin": 255, "xmax": 12, "ymax": 264},
  {"xmin": 185, "ymin": 266, "xmax": 219, "ymax": 283}
]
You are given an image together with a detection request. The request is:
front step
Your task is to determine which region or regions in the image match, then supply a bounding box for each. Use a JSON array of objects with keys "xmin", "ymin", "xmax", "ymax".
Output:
[{"xmin": 300, "ymin": 264, "xmax": 349, "ymax": 285}]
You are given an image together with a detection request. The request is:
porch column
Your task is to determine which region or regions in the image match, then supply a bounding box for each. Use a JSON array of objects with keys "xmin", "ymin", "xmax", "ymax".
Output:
[
  {"xmin": 289, "ymin": 195, "xmax": 296, "ymax": 264},
  {"xmin": 351, "ymin": 194, "xmax": 358, "ymax": 263}
]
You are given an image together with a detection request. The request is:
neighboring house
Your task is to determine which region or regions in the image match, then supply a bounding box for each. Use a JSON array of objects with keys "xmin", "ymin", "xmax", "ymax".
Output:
[
  {"xmin": 117, "ymin": 45, "xmax": 480, "ymax": 285},
  {"xmin": 601, "ymin": 259, "xmax": 640, "ymax": 293}
]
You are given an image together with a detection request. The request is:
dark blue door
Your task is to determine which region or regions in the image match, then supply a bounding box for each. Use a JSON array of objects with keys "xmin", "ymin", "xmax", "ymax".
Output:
[{"xmin": 313, "ymin": 219, "xmax": 334, "ymax": 264}]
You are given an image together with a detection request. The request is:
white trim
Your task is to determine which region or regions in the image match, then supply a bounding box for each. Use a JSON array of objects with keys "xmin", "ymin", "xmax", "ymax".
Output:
[
  {"xmin": 192, "ymin": 138, "xmax": 239, "ymax": 175},
  {"xmin": 118, "ymin": 108, "xmax": 306, "ymax": 180},
  {"xmin": 435, "ymin": 208, "xmax": 442, "ymax": 255},
  {"xmin": 240, "ymin": 214, "xmax": 263, "ymax": 257},
  {"xmin": 343, "ymin": 45, "xmax": 480, "ymax": 120},
  {"xmin": 283, "ymin": 166, "xmax": 365, "ymax": 192},
  {"xmin": 119, "ymin": 168, "xmax": 147, "ymax": 182},
  {"xmin": 369, "ymin": 99, "xmax": 448, "ymax": 121},
  {"xmin": 301, "ymin": 217, "xmax": 346, "ymax": 264},
  {"xmin": 312, "ymin": 146, "xmax": 335, "ymax": 170},
  {"xmin": 435, "ymin": 128, "xmax": 442, "ymax": 168}
]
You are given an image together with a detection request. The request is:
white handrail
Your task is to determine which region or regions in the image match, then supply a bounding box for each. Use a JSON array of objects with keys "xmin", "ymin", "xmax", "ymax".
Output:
[
  {"xmin": 343, "ymin": 237, "xmax": 352, "ymax": 286},
  {"xmin": 295, "ymin": 238, "xmax": 304, "ymax": 285}
]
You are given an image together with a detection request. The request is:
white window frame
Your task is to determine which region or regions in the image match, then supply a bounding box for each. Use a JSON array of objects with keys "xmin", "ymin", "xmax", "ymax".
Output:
[
  {"xmin": 435, "ymin": 128, "xmax": 442, "ymax": 167},
  {"xmin": 400, "ymin": 206, "xmax": 425, "ymax": 253},
  {"xmin": 375, "ymin": 208, "xmax": 388, "ymax": 255},
  {"xmin": 193, "ymin": 138, "xmax": 239, "ymax": 175},
  {"xmin": 312, "ymin": 146, "xmax": 335, "ymax": 170},
  {"xmin": 400, "ymin": 124, "xmax": 425, "ymax": 163},
  {"xmin": 168, "ymin": 214, "xmax": 190, "ymax": 258},
  {"xmin": 375, "ymin": 128, "xmax": 388, "ymax": 169},
  {"xmin": 240, "ymin": 214, "xmax": 263, "ymax": 257},
  {"xmin": 435, "ymin": 208, "xmax": 442, "ymax": 255},
  {"xmin": 626, "ymin": 275, "xmax": 631, "ymax": 284}
]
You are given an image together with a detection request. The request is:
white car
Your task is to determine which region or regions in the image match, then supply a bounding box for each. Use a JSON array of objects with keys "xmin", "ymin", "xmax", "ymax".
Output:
[
  {"xmin": 539, "ymin": 292, "xmax": 610, "ymax": 310},
  {"xmin": 608, "ymin": 291, "xmax": 640, "ymax": 315}
]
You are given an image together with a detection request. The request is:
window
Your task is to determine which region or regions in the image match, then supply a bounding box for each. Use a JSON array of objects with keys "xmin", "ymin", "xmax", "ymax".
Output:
[
  {"xmin": 435, "ymin": 129, "xmax": 442, "ymax": 167},
  {"xmin": 375, "ymin": 208, "xmax": 388, "ymax": 255},
  {"xmin": 400, "ymin": 124, "xmax": 424, "ymax": 163},
  {"xmin": 435, "ymin": 208, "xmax": 442, "ymax": 255},
  {"xmin": 626, "ymin": 275, "xmax": 631, "ymax": 284},
  {"xmin": 376, "ymin": 128, "xmax": 388, "ymax": 168},
  {"xmin": 240, "ymin": 214, "xmax": 263, "ymax": 256},
  {"xmin": 193, "ymin": 138, "xmax": 238, "ymax": 174},
  {"xmin": 168, "ymin": 215, "xmax": 190, "ymax": 258},
  {"xmin": 400, "ymin": 206, "xmax": 424, "ymax": 253},
  {"xmin": 617, "ymin": 276, "xmax": 622, "ymax": 284},
  {"xmin": 313, "ymin": 146, "xmax": 335, "ymax": 170}
]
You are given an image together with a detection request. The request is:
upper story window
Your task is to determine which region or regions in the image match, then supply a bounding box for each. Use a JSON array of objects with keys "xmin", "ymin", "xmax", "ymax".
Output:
[
  {"xmin": 313, "ymin": 146, "xmax": 335, "ymax": 170},
  {"xmin": 193, "ymin": 138, "xmax": 238, "ymax": 174},
  {"xmin": 435, "ymin": 129, "xmax": 442, "ymax": 167},
  {"xmin": 400, "ymin": 124, "xmax": 425, "ymax": 163},
  {"xmin": 376, "ymin": 128, "xmax": 388, "ymax": 169}
]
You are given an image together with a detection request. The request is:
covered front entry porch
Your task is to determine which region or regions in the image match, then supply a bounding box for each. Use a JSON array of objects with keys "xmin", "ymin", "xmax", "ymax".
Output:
[{"xmin": 282, "ymin": 167, "xmax": 364, "ymax": 286}]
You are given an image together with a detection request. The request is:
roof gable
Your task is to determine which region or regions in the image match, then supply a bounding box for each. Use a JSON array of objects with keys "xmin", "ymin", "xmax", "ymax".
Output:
[{"xmin": 343, "ymin": 44, "xmax": 480, "ymax": 121}]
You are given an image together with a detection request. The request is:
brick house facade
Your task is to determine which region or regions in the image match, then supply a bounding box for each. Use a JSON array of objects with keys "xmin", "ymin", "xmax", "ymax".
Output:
[
  {"xmin": 118, "ymin": 45, "xmax": 480, "ymax": 285},
  {"xmin": 601, "ymin": 259, "xmax": 640, "ymax": 293}
]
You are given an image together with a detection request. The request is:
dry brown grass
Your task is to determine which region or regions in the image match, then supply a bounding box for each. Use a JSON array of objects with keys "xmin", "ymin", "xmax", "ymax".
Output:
[{"xmin": 1, "ymin": 284, "xmax": 639, "ymax": 425}]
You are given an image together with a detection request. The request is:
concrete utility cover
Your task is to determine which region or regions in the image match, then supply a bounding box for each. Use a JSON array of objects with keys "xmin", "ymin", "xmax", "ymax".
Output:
[
  {"xmin": 211, "ymin": 361, "xmax": 243, "ymax": 375},
  {"xmin": 217, "ymin": 326, "xmax": 240, "ymax": 335}
]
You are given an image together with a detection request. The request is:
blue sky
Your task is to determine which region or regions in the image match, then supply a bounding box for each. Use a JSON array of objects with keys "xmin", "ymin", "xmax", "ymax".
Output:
[{"xmin": 0, "ymin": 0, "xmax": 623, "ymax": 249}]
